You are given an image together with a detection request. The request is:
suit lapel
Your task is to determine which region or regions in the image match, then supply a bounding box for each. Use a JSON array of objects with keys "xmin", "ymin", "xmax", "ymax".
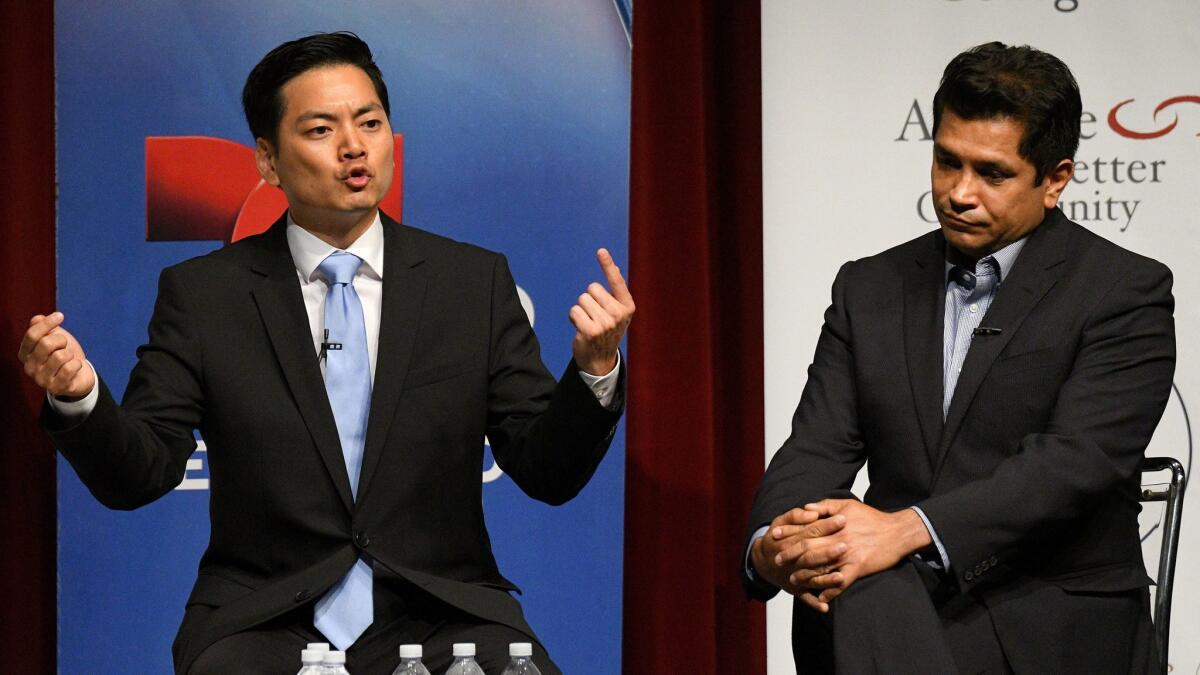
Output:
[
  {"xmin": 934, "ymin": 210, "xmax": 1069, "ymax": 474},
  {"xmin": 249, "ymin": 217, "xmax": 355, "ymax": 513},
  {"xmin": 903, "ymin": 231, "xmax": 948, "ymax": 469},
  {"xmin": 356, "ymin": 216, "xmax": 429, "ymax": 502}
]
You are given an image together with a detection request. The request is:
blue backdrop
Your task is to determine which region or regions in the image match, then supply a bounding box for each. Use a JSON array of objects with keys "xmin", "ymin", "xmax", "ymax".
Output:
[{"xmin": 55, "ymin": 2, "xmax": 630, "ymax": 672}]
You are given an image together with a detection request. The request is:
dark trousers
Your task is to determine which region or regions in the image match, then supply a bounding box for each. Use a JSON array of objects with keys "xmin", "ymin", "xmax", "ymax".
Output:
[
  {"xmin": 187, "ymin": 577, "xmax": 560, "ymax": 675},
  {"xmin": 791, "ymin": 560, "xmax": 1154, "ymax": 674}
]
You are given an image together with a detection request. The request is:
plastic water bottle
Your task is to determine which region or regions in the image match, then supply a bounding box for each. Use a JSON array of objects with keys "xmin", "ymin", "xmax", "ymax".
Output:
[
  {"xmin": 391, "ymin": 644, "xmax": 432, "ymax": 675},
  {"xmin": 500, "ymin": 643, "xmax": 542, "ymax": 675},
  {"xmin": 323, "ymin": 649, "xmax": 352, "ymax": 675},
  {"xmin": 308, "ymin": 642, "xmax": 332, "ymax": 653},
  {"xmin": 297, "ymin": 648, "xmax": 326, "ymax": 674},
  {"xmin": 444, "ymin": 643, "xmax": 485, "ymax": 675}
]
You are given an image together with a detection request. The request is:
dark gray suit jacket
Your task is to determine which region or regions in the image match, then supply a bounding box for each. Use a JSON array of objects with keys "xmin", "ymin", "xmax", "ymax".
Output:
[
  {"xmin": 46, "ymin": 214, "xmax": 624, "ymax": 672},
  {"xmin": 745, "ymin": 208, "xmax": 1174, "ymax": 670}
]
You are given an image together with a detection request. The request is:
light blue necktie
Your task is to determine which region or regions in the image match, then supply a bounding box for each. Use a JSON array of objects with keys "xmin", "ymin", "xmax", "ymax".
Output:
[{"xmin": 313, "ymin": 251, "xmax": 374, "ymax": 650}]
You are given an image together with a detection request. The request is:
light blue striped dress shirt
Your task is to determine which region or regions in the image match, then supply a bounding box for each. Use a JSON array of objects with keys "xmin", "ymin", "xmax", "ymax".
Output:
[{"xmin": 912, "ymin": 236, "xmax": 1027, "ymax": 570}]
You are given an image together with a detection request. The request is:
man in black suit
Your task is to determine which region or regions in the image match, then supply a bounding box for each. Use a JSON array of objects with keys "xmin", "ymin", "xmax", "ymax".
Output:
[
  {"xmin": 745, "ymin": 43, "xmax": 1173, "ymax": 673},
  {"xmin": 19, "ymin": 33, "xmax": 634, "ymax": 674}
]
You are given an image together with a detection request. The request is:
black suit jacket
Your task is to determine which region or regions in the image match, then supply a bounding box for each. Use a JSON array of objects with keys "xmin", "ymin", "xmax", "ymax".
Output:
[
  {"xmin": 46, "ymin": 214, "xmax": 623, "ymax": 672},
  {"xmin": 745, "ymin": 209, "xmax": 1174, "ymax": 668}
]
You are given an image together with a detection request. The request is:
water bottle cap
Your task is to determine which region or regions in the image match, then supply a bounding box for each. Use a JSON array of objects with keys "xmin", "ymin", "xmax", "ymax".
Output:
[
  {"xmin": 399, "ymin": 644, "xmax": 423, "ymax": 659},
  {"xmin": 301, "ymin": 649, "xmax": 325, "ymax": 664},
  {"xmin": 307, "ymin": 642, "xmax": 331, "ymax": 652},
  {"xmin": 323, "ymin": 650, "xmax": 347, "ymax": 664},
  {"xmin": 452, "ymin": 642, "xmax": 476, "ymax": 657},
  {"xmin": 509, "ymin": 642, "xmax": 533, "ymax": 657}
]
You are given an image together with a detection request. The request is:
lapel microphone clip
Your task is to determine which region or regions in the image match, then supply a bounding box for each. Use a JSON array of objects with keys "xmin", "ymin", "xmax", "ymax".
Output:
[{"xmin": 319, "ymin": 328, "xmax": 343, "ymax": 363}]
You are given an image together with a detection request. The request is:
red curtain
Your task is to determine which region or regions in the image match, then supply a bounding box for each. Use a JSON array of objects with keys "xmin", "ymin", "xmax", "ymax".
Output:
[
  {"xmin": 624, "ymin": 2, "xmax": 766, "ymax": 672},
  {"xmin": 0, "ymin": 2, "xmax": 57, "ymax": 672}
]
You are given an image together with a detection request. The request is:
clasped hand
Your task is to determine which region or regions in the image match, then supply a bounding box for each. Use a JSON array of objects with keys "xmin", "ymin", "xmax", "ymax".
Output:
[{"xmin": 751, "ymin": 499, "xmax": 932, "ymax": 613}]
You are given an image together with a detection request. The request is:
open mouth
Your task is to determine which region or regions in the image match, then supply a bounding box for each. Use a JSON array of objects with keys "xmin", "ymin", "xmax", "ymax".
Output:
[{"xmin": 344, "ymin": 167, "xmax": 371, "ymax": 190}]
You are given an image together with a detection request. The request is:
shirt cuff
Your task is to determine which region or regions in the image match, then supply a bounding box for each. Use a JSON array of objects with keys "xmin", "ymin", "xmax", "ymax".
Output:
[
  {"xmin": 745, "ymin": 524, "xmax": 771, "ymax": 582},
  {"xmin": 577, "ymin": 352, "xmax": 621, "ymax": 409},
  {"xmin": 910, "ymin": 505, "xmax": 951, "ymax": 570},
  {"xmin": 44, "ymin": 360, "xmax": 99, "ymax": 420}
]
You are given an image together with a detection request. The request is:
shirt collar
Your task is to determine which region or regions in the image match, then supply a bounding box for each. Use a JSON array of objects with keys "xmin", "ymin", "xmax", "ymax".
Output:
[
  {"xmin": 987, "ymin": 237, "xmax": 1026, "ymax": 282},
  {"xmin": 944, "ymin": 236, "xmax": 1028, "ymax": 285},
  {"xmin": 286, "ymin": 212, "xmax": 385, "ymax": 282}
]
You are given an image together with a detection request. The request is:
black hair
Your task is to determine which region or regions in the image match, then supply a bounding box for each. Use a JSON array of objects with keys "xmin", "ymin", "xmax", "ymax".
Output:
[
  {"xmin": 242, "ymin": 32, "xmax": 390, "ymax": 147},
  {"xmin": 932, "ymin": 42, "xmax": 1081, "ymax": 183}
]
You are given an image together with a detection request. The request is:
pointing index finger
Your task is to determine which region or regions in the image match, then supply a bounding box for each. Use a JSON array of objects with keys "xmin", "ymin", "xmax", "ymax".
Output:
[{"xmin": 596, "ymin": 248, "xmax": 632, "ymax": 304}]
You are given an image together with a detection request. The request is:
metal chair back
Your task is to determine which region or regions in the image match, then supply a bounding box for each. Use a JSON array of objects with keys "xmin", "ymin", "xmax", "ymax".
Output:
[{"xmin": 1140, "ymin": 456, "xmax": 1186, "ymax": 675}]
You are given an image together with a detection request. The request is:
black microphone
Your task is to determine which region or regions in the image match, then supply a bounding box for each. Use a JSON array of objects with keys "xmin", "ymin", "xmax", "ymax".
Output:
[
  {"xmin": 972, "ymin": 326, "xmax": 1003, "ymax": 336},
  {"xmin": 319, "ymin": 329, "xmax": 342, "ymax": 362}
]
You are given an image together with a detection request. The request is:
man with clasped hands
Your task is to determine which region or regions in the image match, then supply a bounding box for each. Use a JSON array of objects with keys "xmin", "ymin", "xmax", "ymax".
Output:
[
  {"xmin": 745, "ymin": 42, "xmax": 1173, "ymax": 673},
  {"xmin": 19, "ymin": 32, "xmax": 634, "ymax": 675}
]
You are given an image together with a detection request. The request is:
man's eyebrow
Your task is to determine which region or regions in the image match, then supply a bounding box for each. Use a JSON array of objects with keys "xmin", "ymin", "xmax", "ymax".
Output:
[
  {"xmin": 295, "ymin": 103, "xmax": 383, "ymax": 124},
  {"xmin": 353, "ymin": 102, "xmax": 383, "ymax": 117},
  {"xmin": 973, "ymin": 159, "xmax": 1015, "ymax": 174},
  {"xmin": 295, "ymin": 110, "xmax": 334, "ymax": 124}
]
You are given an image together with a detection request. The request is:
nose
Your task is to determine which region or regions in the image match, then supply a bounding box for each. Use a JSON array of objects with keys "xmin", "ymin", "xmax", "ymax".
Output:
[
  {"xmin": 947, "ymin": 172, "xmax": 978, "ymax": 214},
  {"xmin": 341, "ymin": 127, "xmax": 366, "ymax": 160}
]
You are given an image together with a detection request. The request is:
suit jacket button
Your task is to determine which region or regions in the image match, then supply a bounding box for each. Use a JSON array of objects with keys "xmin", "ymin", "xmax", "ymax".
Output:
[
  {"xmin": 354, "ymin": 531, "xmax": 371, "ymax": 548},
  {"xmin": 974, "ymin": 565, "xmax": 984, "ymax": 576},
  {"xmin": 989, "ymin": 556, "xmax": 998, "ymax": 566},
  {"xmin": 294, "ymin": 589, "xmax": 310, "ymax": 603},
  {"xmin": 964, "ymin": 571, "xmax": 974, "ymax": 581}
]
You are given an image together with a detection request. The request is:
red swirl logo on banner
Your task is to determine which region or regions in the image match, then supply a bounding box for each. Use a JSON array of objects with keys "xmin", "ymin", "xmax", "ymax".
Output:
[
  {"xmin": 1108, "ymin": 96, "xmax": 1200, "ymax": 140},
  {"xmin": 145, "ymin": 135, "xmax": 404, "ymax": 243}
]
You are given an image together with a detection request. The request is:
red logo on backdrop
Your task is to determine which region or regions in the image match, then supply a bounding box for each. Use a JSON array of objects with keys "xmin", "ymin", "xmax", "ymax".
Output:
[
  {"xmin": 1108, "ymin": 96, "xmax": 1200, "ymax": 140},
  {"xmin": 145, "ymin": 135, "xmax": 404, "ymax": 243}
]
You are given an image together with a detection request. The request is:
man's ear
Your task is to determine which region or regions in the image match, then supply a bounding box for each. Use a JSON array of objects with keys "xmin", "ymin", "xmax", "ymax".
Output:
[
  {"xmin": 1041, "ymin": 158, "xmax": 1075, "ymax": 209},
  {"xmin": 255, "ymin": 138, "xmax": 281, "ymax": 187}
]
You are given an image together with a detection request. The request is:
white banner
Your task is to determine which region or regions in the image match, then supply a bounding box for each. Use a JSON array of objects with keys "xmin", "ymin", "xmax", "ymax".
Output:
[{"xmin": 762, "ymin": 1, "xmax": 1198, "ymax": 672}]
